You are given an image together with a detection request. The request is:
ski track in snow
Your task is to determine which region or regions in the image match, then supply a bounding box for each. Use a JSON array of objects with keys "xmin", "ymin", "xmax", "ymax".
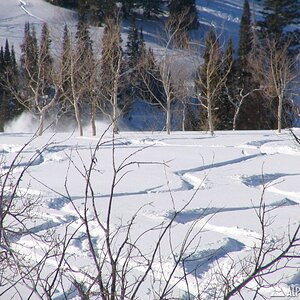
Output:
[
  {"xmin": 1, "ymin": 131, "xmax": 300, "ymax": 298},
  {"xmin": 19, "ymin": 0, "xmax": 45, "ymax": 22}
]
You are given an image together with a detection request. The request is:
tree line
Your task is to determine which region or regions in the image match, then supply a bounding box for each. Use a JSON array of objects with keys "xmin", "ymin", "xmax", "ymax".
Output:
[{"xmin": 0, "ymin": 0, "xmax": 299, "ymax": 135}]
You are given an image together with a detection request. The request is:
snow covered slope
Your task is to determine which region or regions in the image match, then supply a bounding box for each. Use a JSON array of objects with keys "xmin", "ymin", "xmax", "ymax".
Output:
[
  {"xmin": 0, "ymin": 0, "xmax": 77, "ymax": 56},
  {"xmin": 1, "ymin": 128, "xmax": 300, "ymax": 299},
  {"xmin": 0, "ymin": 0, "xmax": 251, "ymax": 55}
]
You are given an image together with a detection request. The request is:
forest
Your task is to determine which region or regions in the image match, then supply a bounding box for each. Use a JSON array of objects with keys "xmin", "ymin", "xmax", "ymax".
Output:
[{"xmin": 0, "ymin": 0, "xmax": 299, "ymax": 136}]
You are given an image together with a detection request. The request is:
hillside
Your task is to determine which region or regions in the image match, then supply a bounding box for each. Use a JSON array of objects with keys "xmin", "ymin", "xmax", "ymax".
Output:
[
  {"xmin": 1, "ymin": 128, "xmax": 300, "ymax": 299},
  {"xmin": 0, "ymin": 0, "xmax": 250, "ymax": 55}
]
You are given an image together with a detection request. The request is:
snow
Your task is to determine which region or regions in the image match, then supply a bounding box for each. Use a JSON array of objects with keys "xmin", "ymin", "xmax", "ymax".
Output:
[
  {"xmin": 0, "ymin": 0, "xmax": 77, "ymax": 57},
  {"xmin": 1, "ymin": 0, "xmax": 300, "ymax": 298},
  {"xmin": 1, "ymin": 128, "xmax": 300, "ymax": 299}
]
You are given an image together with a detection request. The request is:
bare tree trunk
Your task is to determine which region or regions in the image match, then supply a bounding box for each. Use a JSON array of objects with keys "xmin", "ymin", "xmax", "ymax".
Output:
[
  {"xmin": 233, "ymin": 106, "xmax": 241, "ymax": 131},
  {"xmin": 112, "ymin": 75, "xmax": 119, "ymax": 134},
  {"xmin": 182, "ymin": 103, "xmax": 186, "ymax": 131},
  {"xmin": 207, "ymin": 97, "xmax": 214, "ymax": 136},
  {"xmin": 91, "ymin": 100, "xmax": 97, "ymax": 136},
  {"xmin": 278, "ymin": 91, "xmax": 283, "ymax": 133},
  {"xmin": 38, "ymin": 108, "xmax": 46, "ymax": 136},
  {"xmin": 166, "ymin": 95, "xmax": 171, "ymax": 134},
  {"xmin": 74, "ymin": 99, "xmax": 83, "ymax": 137}
]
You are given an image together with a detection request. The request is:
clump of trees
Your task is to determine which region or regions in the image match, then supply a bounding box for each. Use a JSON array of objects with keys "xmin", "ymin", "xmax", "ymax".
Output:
[{"xmin": 0, "ymin": 0, "xmax": 299, "ymax": 135}]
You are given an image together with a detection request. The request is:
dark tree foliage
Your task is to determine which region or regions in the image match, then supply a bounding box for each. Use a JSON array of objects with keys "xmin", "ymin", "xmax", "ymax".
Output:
[
  {"xmin": 258, "ymin": 0, "xmax": 300, "ymax": 39},
  {"xmin": 123, "ymin": 19, "xmax": 146, "ymax": 107},
  {"xmin": 45, "ymin": 0, "xmax": 78, "ymax": 8},
  {"xmin": 20, "ymin": 22, "xmax": 39, "ymax": 106},
  {"xmin": 140, "ymin": 0, "xmax": 162, "ymax": 18},
  {"xmin": 138, "ymin": 47, "xmax": 165, "ymax": 105},
  {"xmin": 125, "ymin": 18, "xmax": 145, "ymax": 68},
  {"xmin": 88, "ymin": 0, "xmax": 117, "ymax": 25},
  {"xmin": 120, "ymin": 0, "xmax": 136, "ymax": 19},
  {"xmin": 39, "ymin": 23, "xmax": 53, "ymax": 97},
  {"xmin": 217, "ymin": 38, "xmax": 236, "ymax": 130},
  {"xmin": 59, "ymin": 24, "xmax": 72, "ymax": 114},
  {"xmin": 258, "ymin": 0, "xmax": 300, "ymax": 54},
  {"xmin": 237, "ymin": 0, "xmax": 252, "ymax": 74},
  {"xmin": 0, "ymin": 40, "xmax": 21, "ymax": 131},
  {"xmin": 168, "ymin": 0, "xmax": 198, "ymax": 30},
  {"xmin": 75, "ymin": 12, "xmax": 94, "ymax": 108}
]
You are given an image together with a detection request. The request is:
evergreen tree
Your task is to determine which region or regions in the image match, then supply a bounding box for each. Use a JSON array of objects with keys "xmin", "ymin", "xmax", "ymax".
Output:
[
  {"xmin": 75, "ymin": 12, "xmax": 94, "ymax": 108},
  {"xmin": 0, "ymin": 46, "xmax": 6, "ymax": 131},
  {"xmin": 258, "ymin": 0, "xmax": 300, "ymax": 54},
  {"xmin": 39, "ymin": 23, "xmax": 53, "ymax": 97},
  {"xmin": 0, "ymin": 40, "xmax": 20, "ymax": 130},
  {"xmin": 123, "ymin": 21, "xmax": 146, "ymax": 110},
  {"xmin": 4, "ymin": 39, "xmax": 11, "ymax": 67},
  {"xmin": 258, "ymin": 0, "xmax": 300, "ymax": 41},
  {"xmin": 121, "ymin": 0, "xmax": 136, "ymax": 19},
  {"xmin": 217, "ymin": 38, "xmax": 236, "ymax": 130},
  {"xmin": 237, "ymin": 0, "xmax": 252, "ymax": 73},
  {"xmin": 60, "ymin": 24, "xmax": 72, "ymax": 113},
  {"xmin": 168, "ymin": 0, "xmax": 198, "ymax": 31},
  {"xmin": 89, "ymin": 0, "xmax": 117, "ymax": 24},
  {"xmin": 140, "ymin": 0, "xmax": 162, "ymax": 18},
  {"xmin": 9, "ymin": 44, "xmax": 22, "ymax": 119},
  {"xmin": 20, "ymin": 22, "xmax": 39, "ymax": 102},
  {"xmin": 126, "ymin": 18, "xmax": 142, "ymax": 68},
  {"xmin": 235, "ymin": 1, "xmax": 269, "ymax": 130}
]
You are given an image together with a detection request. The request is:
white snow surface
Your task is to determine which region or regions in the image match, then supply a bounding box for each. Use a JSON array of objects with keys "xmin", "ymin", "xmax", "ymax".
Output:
[
  {"xmin": 1, "ymin": 128, "xmax": 300, "ymax": 299},
  {"xmin": 1, "ymin": 0, "xmax": 300, "ymax": 299}
]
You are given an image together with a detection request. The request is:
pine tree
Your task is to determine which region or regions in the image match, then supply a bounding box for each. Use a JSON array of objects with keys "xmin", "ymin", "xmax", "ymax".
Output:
[
  {"xmin": 237, "ymin": 0, "xmax": 252, "ymax": 74},
  {"xmin": 126, "ymin": 18, "xmax": 142, "ymax": 68},
  {"xmin": 4, "ymin": 39, "xmax": 11, "ymax": 67},
  {"xmin": 0, "ymin": 46, "xmax": 6, "ymax": 131},
  {"xmin": 20, "ymin": 22, "xmax": 39, "ymax": 101},
  {"xmin": 168, "ymin": 0, "xmax": 198, "ymax": 31},
  {"xmin": 0, "ymin": 40, "xmax": 20, "ymax": 130},
  {"xmin": 120, "ymin": 0, "xmax": 136, "ymax": 19},
  {"xmin": 39, "ymin": 23, "xmax": 53, "ymax": 96},
  {"xmin": 75, "ymin": 11, "xmax": 94, "ymax": 79},
  {"xmin": 258, "ymin": 0, "xmax": 300, "ymax": 54},
  {"xmin": 60, "ymin": 24, "xmax": 72, "ymax": 113},
  {"xmin": 75, "ymin": 12, "xmax": 94, "ymax": 113},
  {"xmin": 139, "ymin": 47, "xmax": 165, "ymax": 105},
  {"xmin": 8, "ymin": 44, "xmax": 22, "ymax": 120},
  {"xmin": 217, "ymin": 38, "xmax": 236, "ymax": 130},
  {"xmin": 141, "ymin": 0, "xmax": 162, "ymax": 18},
  {"xmin": 258, "ymin": 0, "xmax": 300, "ymax": 41}
]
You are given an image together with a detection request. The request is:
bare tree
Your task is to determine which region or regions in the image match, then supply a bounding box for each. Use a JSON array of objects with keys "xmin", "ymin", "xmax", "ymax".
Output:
[
  {"xmin": 97, "ymin": 18, "xmax": 123, "ymax": 134},
  {"xmin": 222, "ymin": 184, "xmax": 300, "ymax": 299},
  {"xmin": 5, "ymin": 23, "xmax": 59, "ymax": 136},
  {"xmin": 252, "ymin": 38, "xmax": 297, "ymax": 133},
  {"xmin": 172, "ymin": 62, "xmax": 194, "ymax": 131},
  {"xmin": 195, "ymin": 30, "xmax": 233, "ymax": 135},
  {"xmin": 224, "ymin": 85, "xmax": 261, "ymax": 131},
  {"xmin": 0, "ymin": 136, "xmax": 75, "ymax": 299},
  {"xmin": 139, "ymin": 10, "xmax": 195, "ymax": 135}
]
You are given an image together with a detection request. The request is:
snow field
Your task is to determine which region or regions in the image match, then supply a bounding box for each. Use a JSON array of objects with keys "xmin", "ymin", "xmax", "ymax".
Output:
[{"xmin": 1, "ymin": 129, "xmax": 300, "ymax": 298}]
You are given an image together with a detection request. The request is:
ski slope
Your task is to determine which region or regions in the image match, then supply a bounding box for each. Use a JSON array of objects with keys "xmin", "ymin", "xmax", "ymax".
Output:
[{"xmin": 1, "ymin": 128, "xmax": 300, "ymax": 299}]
